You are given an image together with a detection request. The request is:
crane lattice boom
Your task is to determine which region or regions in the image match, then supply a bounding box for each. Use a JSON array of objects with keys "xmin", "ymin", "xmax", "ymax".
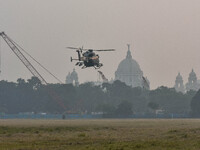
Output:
[
  {"xmin": 0, "ymin": 32, "xmax": 66, "ymax": 110},
  {"xmin": 0, "ymin": 32, "xmax": 48, "ymax": 85}
]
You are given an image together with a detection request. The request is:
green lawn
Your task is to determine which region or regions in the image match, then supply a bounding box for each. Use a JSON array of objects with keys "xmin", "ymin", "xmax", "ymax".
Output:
[{"xmin": 0, "ymin": 119, "xmax": 200, "ymax": 150}]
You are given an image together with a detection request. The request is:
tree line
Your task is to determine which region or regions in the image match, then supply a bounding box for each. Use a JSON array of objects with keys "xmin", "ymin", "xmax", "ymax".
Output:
[{"xmin": 0, "ymin": 77, "xmax": 198, "ymax": 117}]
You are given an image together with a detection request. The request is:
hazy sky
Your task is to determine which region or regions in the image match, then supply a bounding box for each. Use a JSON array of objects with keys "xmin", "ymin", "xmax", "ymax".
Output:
[{"xmin": 0, "ymin": 0, "xmax": 200, "ymax": 89}]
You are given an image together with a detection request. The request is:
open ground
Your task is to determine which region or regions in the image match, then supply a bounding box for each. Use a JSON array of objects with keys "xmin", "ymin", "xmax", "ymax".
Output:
[{"xmin": 1, "ymin": 119, "xmax": 200, "ymax": 150}]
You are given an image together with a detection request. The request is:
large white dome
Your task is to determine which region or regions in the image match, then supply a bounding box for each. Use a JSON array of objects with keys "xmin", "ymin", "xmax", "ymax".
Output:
[{"xmin": 115, "ymin": 46, "xmax": 144, "ymax": 88}]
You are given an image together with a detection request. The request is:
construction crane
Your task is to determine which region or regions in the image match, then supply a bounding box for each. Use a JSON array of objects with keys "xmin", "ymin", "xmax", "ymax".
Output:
[
  {"xmin": 142, "ymin": 76, "xmax": 150, "ymax": 90},
  {"xmin": 0, "ymin": 32, "xmax": 48, "ymax": 85},
  {"xmin": 98, "ymin": 71, "xmax": 108, "ymax": 82},
  {"xmin": 0, "ymin": 32, "xmax": 66, "ymax": 110}
]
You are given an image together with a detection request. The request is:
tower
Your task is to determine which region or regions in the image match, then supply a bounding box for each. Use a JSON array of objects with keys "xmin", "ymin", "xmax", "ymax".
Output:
[
  {"xmin": 185, "ymin": 69, "xmax": 200, "ymax": 92},
  {"xmin": 174, "ymin": 72, "xmax": 185, "ymax": 93}
]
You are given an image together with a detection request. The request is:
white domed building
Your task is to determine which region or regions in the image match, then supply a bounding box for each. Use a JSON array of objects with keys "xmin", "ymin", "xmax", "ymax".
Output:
[{"xmin": 115, "ymin": 45, "xmax": 150, "ymax": 89}]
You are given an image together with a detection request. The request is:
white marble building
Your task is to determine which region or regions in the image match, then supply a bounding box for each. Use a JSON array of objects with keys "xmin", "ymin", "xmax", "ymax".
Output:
[{"xmin": 115, "ymin": 45, "xmax": 150, "ymax": 89}]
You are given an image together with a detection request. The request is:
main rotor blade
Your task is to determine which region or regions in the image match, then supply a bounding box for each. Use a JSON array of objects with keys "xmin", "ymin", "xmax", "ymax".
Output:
[
  {"xmin": 93, "ymin": 49, "xmax": 115, "ymax": 51},
  {"xmin": 66, "ymin": 47, "xmax": 79, "ymax": 50},
  {"xmin": 67, "ymin": 47, "xmax": 115, "ymax": 51},
  {"xmin": 66, "ymin": 47, "xmax": 89, "ymax": 51}
]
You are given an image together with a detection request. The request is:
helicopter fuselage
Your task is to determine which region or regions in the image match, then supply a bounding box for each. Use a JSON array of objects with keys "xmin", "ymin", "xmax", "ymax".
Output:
[
  {"xmin": 72, "ymin": 50, "xmax": 102, "ymax": 69},
  {"xmin": 68, "ymin": 47, "xmax": 114, "ymax": 69},
  {"xmin": 82, "ymin": 55, "xmax": 100, "ymax": 67}
]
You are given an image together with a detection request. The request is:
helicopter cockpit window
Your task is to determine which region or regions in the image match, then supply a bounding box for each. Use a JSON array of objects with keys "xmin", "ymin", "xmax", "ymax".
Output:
[
  {"xmin": 88, "ymin": 52, "xmax": 95, "ymax": 57},
  {"xmin": 83, "ymin": 52, "xmax": 89, "ymax": 57}
]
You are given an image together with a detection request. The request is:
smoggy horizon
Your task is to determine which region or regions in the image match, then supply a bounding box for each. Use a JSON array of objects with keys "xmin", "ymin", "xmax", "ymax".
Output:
[{"xmin": 0, "ymin": 0, "xmax": 200, "ymax": 89}]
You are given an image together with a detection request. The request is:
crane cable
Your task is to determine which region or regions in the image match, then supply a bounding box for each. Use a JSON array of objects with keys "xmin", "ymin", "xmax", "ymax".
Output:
[{"xmin": 8, "ymin": 37, "xmax": 63, "ymax": 84}]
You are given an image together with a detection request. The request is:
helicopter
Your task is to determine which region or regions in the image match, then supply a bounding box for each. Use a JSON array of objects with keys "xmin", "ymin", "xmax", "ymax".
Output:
[{"xmin": 67, "ymin": 47, "xmax": 115, "ymax": 69}]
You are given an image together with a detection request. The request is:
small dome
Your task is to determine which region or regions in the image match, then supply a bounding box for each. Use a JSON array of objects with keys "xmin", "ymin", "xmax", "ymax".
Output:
[
  {"xmin": 174, "ymin": 72, "xmax": 185, "ymax": 93},
  {"xmin": 186, "ymin": 69, "xmax": 200, "ymax": 91},
  {"xmin": 176, "ymin": 72, "xmax": 183, "ymax": 80},
  {"xmin": 189, "ymin": 69, "xmax": 196, "ymax": 78},
  {"xmin": 71, "ymin": 69, "xmax": 78, "ymax": 78}
]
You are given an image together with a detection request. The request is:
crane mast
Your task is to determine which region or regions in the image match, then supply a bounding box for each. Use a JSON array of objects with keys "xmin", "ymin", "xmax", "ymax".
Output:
[
  {"xmin": 0, "ymin": 32, "xmax": 66, "ymax": 110},
  {"xmin": 0, "ymin": 32, "xmax": 48, "ymax": 85}
]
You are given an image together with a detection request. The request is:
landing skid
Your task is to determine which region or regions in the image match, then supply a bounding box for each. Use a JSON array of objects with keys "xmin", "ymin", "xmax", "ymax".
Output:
[
  {"xmin": 75, "ymin": 62, "xmax": 83, "ymax": 66},
  {"xmin": 94, "ymin": 63, "xmax": 103, "ymax": 69},
  {"xmin": 81, "ymin": 66, "xmax": 87, "ymax": 69},
  {"xmin": 79, "ymin": 63, "xmax": 103, "ymax": 69},
  {"xmin": 94, "ymin": 66, "xmax": 101, "ymax": 69}
]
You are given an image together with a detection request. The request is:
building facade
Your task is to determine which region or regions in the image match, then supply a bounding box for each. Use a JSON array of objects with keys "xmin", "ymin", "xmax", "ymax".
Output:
[
  {"xmin": 185, "ymin": 69, "xmax": 200, "ymax": 92},
  {"xmin": 174, "ymin": 69, "xmax": 200, "ymax": 93},
  {"xmin": 115, "ymin": 44, "xmax": 150, "ymax": 89},
  {"xmin": 66, "ymin": 69, "xmax": 79, "ymax": 86}
]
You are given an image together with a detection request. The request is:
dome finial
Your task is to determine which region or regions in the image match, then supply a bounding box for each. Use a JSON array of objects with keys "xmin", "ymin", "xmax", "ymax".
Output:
[
  {"xmin": 126, "ymin": 44, "xmax": 132, "ymax": 59},
  {"xmin": 127, "ymin": 44, "xmax": 130, "ymax": 51}
]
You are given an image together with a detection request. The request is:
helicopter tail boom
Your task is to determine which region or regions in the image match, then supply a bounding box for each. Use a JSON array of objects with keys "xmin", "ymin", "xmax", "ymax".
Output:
[{"xmin": 70, "ymin": 57, "xmax": 79, "ymax": 62}]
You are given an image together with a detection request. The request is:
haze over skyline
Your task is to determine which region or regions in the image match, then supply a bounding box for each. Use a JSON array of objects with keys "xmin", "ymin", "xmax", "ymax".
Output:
[{"xmin": 0, "ymin": 0, "xmax": 200, "ymax": 89}]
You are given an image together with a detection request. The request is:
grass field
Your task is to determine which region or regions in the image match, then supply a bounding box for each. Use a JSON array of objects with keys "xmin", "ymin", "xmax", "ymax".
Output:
[{"xmin": 1, "ymin": 119, "xmax": 200, "ymax": 150}]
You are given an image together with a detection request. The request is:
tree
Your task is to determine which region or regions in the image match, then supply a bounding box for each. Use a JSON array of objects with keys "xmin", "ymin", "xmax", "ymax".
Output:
[
  {"xmin": 148, "ymin": 102, "xmax": 159, "ymax": 113},
  {"xmin": 190, "ymin": 90, "xmax": 200, "ymax": 117},
  {"xmin": 0, "ymin": 78, "xmax": 195, "ymax": 116},
  {"xmin": 27, "ymin": 76, "xmax": 41, "ymax": 90},
  {"xmin": 148, "ymin": 86, "xmax": 192, "ymax": 114},
  {"xmin": 17, "ymin": 78, "xmax": 26, "ymax": 86},
  {"xmin": 95, "ymin": 103, "xmax": 115, "ymax": 114},
  {"xmin": 115, "ymin": 101, "xmax": 133, "ymax": 116}
]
